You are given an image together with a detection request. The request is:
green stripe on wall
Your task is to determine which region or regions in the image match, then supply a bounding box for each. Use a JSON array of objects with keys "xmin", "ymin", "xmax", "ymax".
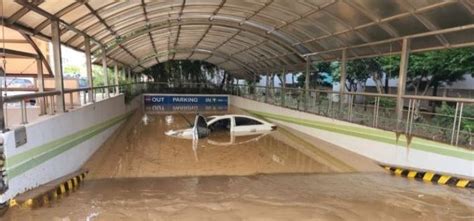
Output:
[
  {"xmin": 246, "ymin": 110, "xmax": 474, "ymax": 161},
  {"xmin": 6, "ymin": 111, "xmax": 133, "ymax": 178}
]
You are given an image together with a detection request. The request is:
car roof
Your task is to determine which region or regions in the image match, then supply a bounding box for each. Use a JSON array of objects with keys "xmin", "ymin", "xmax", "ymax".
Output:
[{"xmin": 207, "ymin": 114, "xmax": 266, "ymax": 122}]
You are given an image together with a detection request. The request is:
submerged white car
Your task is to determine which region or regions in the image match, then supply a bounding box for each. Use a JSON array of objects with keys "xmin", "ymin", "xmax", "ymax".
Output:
[{"xmin": 165, "ymin": 114, "xmax": 277, "ymax": 139}]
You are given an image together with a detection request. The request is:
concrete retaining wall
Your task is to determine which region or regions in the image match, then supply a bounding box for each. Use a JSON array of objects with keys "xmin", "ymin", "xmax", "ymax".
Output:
[
  {"xmin": 230, "ymin": 96, "xmax": 474, "ymax": 178},
  {"xmin": 0, "ymin": 94, "xmax": 142, "ymax": 203}
]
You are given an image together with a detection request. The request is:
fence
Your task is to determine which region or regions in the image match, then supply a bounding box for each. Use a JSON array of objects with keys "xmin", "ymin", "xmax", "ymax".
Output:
[
  {"xmin": 2, "ymin": 82, "xmax": 472, "ymax": 149},
  {"xmin": 231, "ymin": 84, "xmax": 474, "ymax": 150}
]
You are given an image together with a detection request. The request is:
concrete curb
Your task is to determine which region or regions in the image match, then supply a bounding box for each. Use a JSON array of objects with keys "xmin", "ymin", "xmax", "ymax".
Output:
[
  {"xmin": 382, "ymin": 165, "xmax": 473, "ymax": 189},
  {"xmin": 10, "ymin": 171, "xmax": 88, "ymax": 208}
]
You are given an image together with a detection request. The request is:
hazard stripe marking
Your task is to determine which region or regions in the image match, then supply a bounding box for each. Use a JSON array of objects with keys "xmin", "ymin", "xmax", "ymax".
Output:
[
  {"xmin": 381, "ymin": 165, "xmax": 473, "ymax": 189},
  {"xmin": 9, "ymin": 172, "xmax": 88, "ymax": 208}
]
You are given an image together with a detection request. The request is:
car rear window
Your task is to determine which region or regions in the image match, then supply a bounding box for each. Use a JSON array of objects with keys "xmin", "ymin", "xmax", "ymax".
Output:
[{"xmin": 235, "ymin": 117, "xmax": 263, "ymax": 126}]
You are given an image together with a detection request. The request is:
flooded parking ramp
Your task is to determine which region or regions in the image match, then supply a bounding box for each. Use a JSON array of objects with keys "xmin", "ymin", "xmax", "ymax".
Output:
[
  {"xmin": 5, "ymin": 174, "xmax": 473, "ymax": 220},
  {"xmin": 4, "ymin": 108, "xmax": 474, "ymax": 220},
  {"xmin": 85, "ymin": 108, "xmax": 347, "ymax": 179}
]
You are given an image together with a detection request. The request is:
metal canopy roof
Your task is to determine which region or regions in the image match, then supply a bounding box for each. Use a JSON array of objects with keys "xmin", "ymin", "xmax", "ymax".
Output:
[{"xmin": 3, "ymin": 0, "xmax": 474, "ymax": 78}]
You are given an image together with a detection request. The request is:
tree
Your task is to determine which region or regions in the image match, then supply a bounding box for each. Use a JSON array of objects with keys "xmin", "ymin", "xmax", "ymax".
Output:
[
  {"xmin": 331, "ymin": 58, "xmax": 385, "ymax": 93},
  {"xmin": 379, "ymin": 47, "xmax": 474, "ymax": 116},
  {"xmin": 143, "ymin": 60, "xmax": 220, "ymax": 86},
  {"xmin": 296, "ymin": 61, "xmax": 332, "ymax": 88},
  {"xmin": 63, "ymin": 65, "xmax": 81, "ymax": 76},
  {"xmin": 379, "ymin": 47, "xmax": 474, "ymax": 97}
]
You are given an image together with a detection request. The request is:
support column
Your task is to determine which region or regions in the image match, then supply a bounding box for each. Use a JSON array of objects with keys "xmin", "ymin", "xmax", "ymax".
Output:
[
  {"xmin": 114, "ymin": 64, "xmax": 119, "ymax": 95},
  {"xmin": 253, "ymin": 74, "xmax": 257, "ymax": 100},
  {"xmin": 396, "ymin": 38, "xmax": 410, "ymax": 130},
  {"xmin": 36, "ymin": 58, "xmax": 46, "ymax": 115},
  {"xmin": 122, "ymin": 66, "xmax": 126, "ymax": 82},
  {"xmin": 0, "ymin": 66, "xmax": 5, "ymax": 131},
  {"xmin": 270, "ymin": 73, "xmax": 274, "ymax": 99},
  {"xmin": 51, "ymin": 19, "xmax": 66, "ymax": 113},
  {"xmin": 265, "ymin": 72, "xmax": 269, "ymax": 103},
  {"xmin": 281, "ymin": 67, "xmax": 286, "ymax": 106},
  {"xmin": 339, "ymin": 49, "xmax": 347, "ymax": 109},
  {"xmin": 84, "ymin": 35, "xmax": 94, "ymax": 103},
  {"xmin": 127, "ymin": 67, "xmax": 131, "ymax": 82},
  {"xmin": 304, "ymin": 57, "xmax": 310, "ymax": 110},
  {"xmin": 102, "ymin": 46, "xmax": 109, "ymax": 98}
]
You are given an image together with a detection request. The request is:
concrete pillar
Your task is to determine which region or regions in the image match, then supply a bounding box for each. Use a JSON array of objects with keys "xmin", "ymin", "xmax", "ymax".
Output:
[
  {"xmin": 114, "ymin": 64, "xmax": 119, "ymax": 95},
  {"xmin": 396, "ymin": 38, "xmax": 410, "ymax": 129},
  {"xmin": 304, "ymin": 57, "xmax": 310, "ymax": 110},
  {"xmin": 84, "ymin": 35, "xmax": 94, "ymax": 103},
  {"xmin": 36, "ymin": 58, "xmax": 46, "ymax": 115},
  {"xmin": 281, "ymin": 67, "xmax": 286, "ymax": 106},
  {"xmin": 339, "ymin": 49, "xmax": 347, "ymax": 109},
  {"xmin": 102, "ymin": 46, "xmax": 109, "ymax": 98},
  {"xmin": 51, "ymin": 19, "xmax": 66, "ymax": 113}
]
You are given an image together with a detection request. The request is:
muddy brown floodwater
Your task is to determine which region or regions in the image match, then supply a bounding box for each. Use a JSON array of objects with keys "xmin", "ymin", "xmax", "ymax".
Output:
[{"xmin": 4, "ymin": 107, "xmax": 474, "ymax": 221}]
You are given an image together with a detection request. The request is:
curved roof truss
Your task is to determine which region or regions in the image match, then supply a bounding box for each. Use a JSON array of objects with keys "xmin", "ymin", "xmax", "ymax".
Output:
[{"xmin": 5, "ymin": 0, "xmax": 474, "ymax": 78}]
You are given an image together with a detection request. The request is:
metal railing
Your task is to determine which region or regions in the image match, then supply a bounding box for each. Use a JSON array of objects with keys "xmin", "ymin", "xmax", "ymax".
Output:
[
  {"xmin": 231, "ymin": 84, "xmax": 474, "ymax": 150},
  {"xmin": 0, "ymin": 82, "xmax": 227, "ymax": 130},
  {"xmin": 0, "ymin": 83, "xmax": 148, "ymax": 129},
  {"xmin": 3, "ymin": 81, "xmax": 472, "ymax": 149}
]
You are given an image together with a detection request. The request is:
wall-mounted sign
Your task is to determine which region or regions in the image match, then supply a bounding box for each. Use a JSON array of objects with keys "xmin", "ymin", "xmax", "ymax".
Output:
[
  {"xmin": 144, "ymin": 94, "xmax": 229, "ymax": 113},
  {"xmin": 14, "ymin": 126, "xmax": 27, "ymax": 148},
  {"xmin": 144, "ymin": 94, "xmax": 228, "ymax": 105}
]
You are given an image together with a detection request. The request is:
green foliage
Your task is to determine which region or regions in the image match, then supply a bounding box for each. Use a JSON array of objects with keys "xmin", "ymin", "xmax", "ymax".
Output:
[
  {"xmin": 296, "ymin": 61, "xmax": 332, "ymax": 88},
  {"xmin": 143, "ymin": 60, "xmax": 219, "ymax": 84},
  {"xmin": 433, "ymin": 103, "xmax": 474, "ymax": 133},
  {"xmin": 91, "ymin": 65, "xmax": 115, "ymax": 87},
  {"xmin": 63, "ymin": 65, "xmax": 81, "ymax": 75},
  {"xmin": 378, "ymin": 97, "xmax": 396, "ymax": 108},
  {"xmin": 378, "ymin": 47, "xmax": 474, "ymax": 95}
]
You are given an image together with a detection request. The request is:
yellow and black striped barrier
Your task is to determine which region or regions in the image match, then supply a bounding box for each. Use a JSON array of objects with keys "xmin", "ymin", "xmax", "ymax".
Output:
[
  {"xmin": 382, "ymin": 165, "xmax": 473, "ymax": 189},
  {"xmin": 10, "ymin": 171, "xmax": 88, "ymax": 208}
]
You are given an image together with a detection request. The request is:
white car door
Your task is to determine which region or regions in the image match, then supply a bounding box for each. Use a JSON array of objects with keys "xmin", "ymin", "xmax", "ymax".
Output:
[{"xmin": 232, "ymin": 116, "xmax": 266, "ymax": 133}]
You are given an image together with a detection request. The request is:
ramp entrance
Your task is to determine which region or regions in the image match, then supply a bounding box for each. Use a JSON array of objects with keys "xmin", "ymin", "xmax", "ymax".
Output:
[{"xmin": 4, "ymin": 100, "xmax": 473, "ymax": 220}]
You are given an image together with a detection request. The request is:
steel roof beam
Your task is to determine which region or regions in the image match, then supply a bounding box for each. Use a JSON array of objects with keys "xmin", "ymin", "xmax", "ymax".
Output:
[
  {"xmin": 8, "ymin": 0, "xmax": 44, "ymax": 24},
  {"xmin": 20, "ymin": 33, "xmax": 54, "ymax": 76},
  {"xmin": 34, "ymin": 1, "xmax": 85, "ymax": 34},
  {"xmin": 0, "ymin": 48, "xmax": 38, "ymax": 58},
  {"xmin": 342, "ymin": 0, "xmax": 399, "ymax": 37},
  {"xmin": 3, "ymin": 17, "xmax": 127, "ymax": 68},
  {"xmin": 187, "ymin": 24, "xmax": 213, "ymax": 60},
  {"xmin": 14, "ymin": 0, "xmax": 104, "ymax": 47},
  {"xmin": 303, "ymin": 23, "xmax": 474, "ymax": 57},
  {"xmin": 92, "ymin": 22, "xmax": 294, "ymax": 68},
  {"xmin": 294, "ymin": 1, "xmax": 456, "ymax": 46},
  {"xmin": 132, "ymin": 48, "xmax": 256, "ymax": 73},
  {"xmin": 83, "ymin": 2, "xmax": 141, "ymax": 65},
  {"xmin": 171, "ymin": 25, "xmax": 182, "ymax": 60},
  {"xmin": 268, "ymin": 0, "xmax": 336, "ymax": 33},
  {"xmin": 141, "ymin": 0, "xmax": 160, "ymax": 65},
  {"xmin": 397, "ymin": 0, "xmax": 450, "ymax": 46}
]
